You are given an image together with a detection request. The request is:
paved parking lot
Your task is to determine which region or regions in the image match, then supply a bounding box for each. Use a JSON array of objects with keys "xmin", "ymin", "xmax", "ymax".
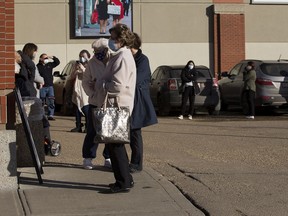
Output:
[{"xmin": 49, "ymin": 109, "xmax": 288, "ymax": 216}]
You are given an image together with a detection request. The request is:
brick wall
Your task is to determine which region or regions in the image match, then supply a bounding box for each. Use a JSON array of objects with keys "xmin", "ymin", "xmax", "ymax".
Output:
[
  {"xmin": 0, "ymin": 0, "xmax": 15, "ymax": 127},
  {"xmin": 214, "ymin": 13, "xmax": 245, "ymax": 75}
]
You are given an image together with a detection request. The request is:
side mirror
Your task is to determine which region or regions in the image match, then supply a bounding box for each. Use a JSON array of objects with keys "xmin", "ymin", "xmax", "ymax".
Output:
[
  {"xmin": 221, "ymin": 71, "xmax": 229, "ymax": 77},
  {"xmin": 53, "ymin": 71, "xmax": 60, "ymax": 77}
]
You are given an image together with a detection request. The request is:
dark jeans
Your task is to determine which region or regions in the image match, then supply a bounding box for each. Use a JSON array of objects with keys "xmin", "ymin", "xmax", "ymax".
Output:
[
  {"xmin": 75, "ymin": 104, "xmax": 89, "ymax": 127},
  {"xmin": 130, "ymin": 128, "xmax": 143, "ymax": 170},
  {"xmin": 180, "ymin": 86, "xmax": 195, "ymax": 115},
  {"xmin": 242, "ymin": 90, "xmax": 255, "ymax": 116},
  {"xmin": 82, "ymin": 104, "xmax": 109, "ymax": 159},
  {"xmin": 40, "ymin": 86, "xmax": 55, "ymax": 117},
  {"xmin": 108, "ymin": 143, "xmax": 133, "ymax": 188}
]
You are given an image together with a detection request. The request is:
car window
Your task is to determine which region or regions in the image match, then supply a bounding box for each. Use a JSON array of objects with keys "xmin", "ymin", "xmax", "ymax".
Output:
[
  {"xmin": 229, "ymin": 63, "xmax": 242, "ymax": 76},
  {"xmin": 160, "ymin": 68, "xmax": 171, "ymax": 79},
  {"xmin": 171, "ymin": 69, "xmax": 182, "ymax": 78},
  {"xmin": 151, "ymin": 69, "xmax": 159, "ymax": 80},
  {"xmin": 260, "ymin": 63, "xmax": 288, "ymax": 77},
  {"xmin": 196, "ymin": 68, "xmax": 212, "ymax": 79},
  {"xmin": 61, "ymin": 62, "xmax": 73, "ymax": 76}
]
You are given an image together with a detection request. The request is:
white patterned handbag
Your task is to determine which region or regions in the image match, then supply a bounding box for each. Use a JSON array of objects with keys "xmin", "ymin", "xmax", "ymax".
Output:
[{"xmin": 92, "ymin": 94, "xmax": 130, "ymax": 144}]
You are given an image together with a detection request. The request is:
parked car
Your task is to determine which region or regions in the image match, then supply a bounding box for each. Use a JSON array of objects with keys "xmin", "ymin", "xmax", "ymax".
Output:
[
  {"xmin": 218, "ymin": 59, "xmax": 288, "ymax": 111},
  {"xmin": 53, "ymin": 60, "xmax": 77, "ymax": 115},
  {"xmin": 150, "ymin": 65, "xmax": 220, "ymax": 116}
]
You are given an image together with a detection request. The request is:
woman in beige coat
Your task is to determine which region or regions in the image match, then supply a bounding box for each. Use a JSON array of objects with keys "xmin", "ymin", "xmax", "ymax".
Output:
[
  {"xmin": 95, "ymin": 24, "xmax": 136, "ymax": 193},
  {"xmin": 69, "ymin": 50, "xmax": 90, "ymax": 133},
  {"xmin": 81, "ymin": 39, "xmax": 111, "ymax": 170}
]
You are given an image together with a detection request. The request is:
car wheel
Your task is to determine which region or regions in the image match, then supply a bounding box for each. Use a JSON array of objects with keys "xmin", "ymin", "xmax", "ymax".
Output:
[
  {"xmin": 208, "ymin": 105, "xmax": 220, "ymax": 115},
  {"xmin": 157, "ymin": 95, "xmax": 170, "ymax": 116},
  {"xmin": 219, "ymin": 88, "xmax": 228, "ymax": 111},
  {"xmin": 220, "ymin": 98, "xmax": 228, "ymax": 111}
]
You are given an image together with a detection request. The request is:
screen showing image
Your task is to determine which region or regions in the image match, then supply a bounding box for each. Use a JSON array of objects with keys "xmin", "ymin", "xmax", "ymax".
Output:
[
  {"xmin": 72, "ymin": 0, "xmax": 132, "ymax": 38},
  {"xmin": 251, "ymin": 0, "xmax": 288, "ymax": 4}
]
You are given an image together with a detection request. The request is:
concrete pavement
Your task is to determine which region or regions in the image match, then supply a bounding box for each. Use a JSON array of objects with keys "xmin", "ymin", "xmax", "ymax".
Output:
[{"xmin": 1, "ymin": 164, "xmax": 204, "ymax": 216}]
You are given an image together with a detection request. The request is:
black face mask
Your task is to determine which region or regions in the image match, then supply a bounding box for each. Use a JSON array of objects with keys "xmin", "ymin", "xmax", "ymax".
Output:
[{"xmin": 95, "ymin": 50, "xmax": 106, "ymax": 61}]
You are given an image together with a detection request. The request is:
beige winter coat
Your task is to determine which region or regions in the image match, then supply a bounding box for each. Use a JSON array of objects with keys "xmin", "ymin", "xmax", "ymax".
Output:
[
  {"xmin": 82, "ymin": 57, "xmax": 107, "ymax": 106},
  {"xmin": 95, "ymin": 47, "xmax": 136, "ymax": 114},
  {"xmin": 70, "ymin": 65, "xmax": 89, "ymax": 113}
]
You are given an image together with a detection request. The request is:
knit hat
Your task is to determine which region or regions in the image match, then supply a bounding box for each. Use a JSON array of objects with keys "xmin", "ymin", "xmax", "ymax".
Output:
[{"xmin": 91, "ymin": 38, "xmax": 109, "ymax": 49}]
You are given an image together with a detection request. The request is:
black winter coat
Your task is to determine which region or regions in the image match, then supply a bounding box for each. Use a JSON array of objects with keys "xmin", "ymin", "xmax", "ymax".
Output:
[
  {"xmin": 180, "ymin": 67, "xmax": 200, "ymax": 95},
  {"xmin": 37, "ymin": 56, "xmax": 60, "ymax": 87},
  {"xmin": 130, "ymin": 49, "xmax": 158, "ymax": 129},
  {"xmin": 15, "ymin": 52, "xmax": 37, "ymax": 97}
]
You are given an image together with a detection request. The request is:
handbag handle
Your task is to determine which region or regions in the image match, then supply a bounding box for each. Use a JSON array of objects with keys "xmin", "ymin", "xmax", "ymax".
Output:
[{"xmin": 102, "ymin": 93, "xmax": 120, "ymax": 110}]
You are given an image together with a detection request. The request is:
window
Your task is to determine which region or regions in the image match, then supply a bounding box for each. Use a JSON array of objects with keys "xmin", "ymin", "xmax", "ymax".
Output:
[
  {"xmin": 71, "ymin": 0, "xmax": 133, "ymax": 39},
  {"xmin": 229, "ymin": 64, "xmax": 242, "ymax": 76},
  {"xmin": 260, "ymin": 63, "xmax": 288, "ymax": 77}
]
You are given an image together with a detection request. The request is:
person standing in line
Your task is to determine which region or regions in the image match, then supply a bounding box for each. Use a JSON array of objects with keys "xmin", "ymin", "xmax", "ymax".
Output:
[
  {"xmin": 95, "ymin": 24, "xmax": 136, "ymax": 193},
  {"xmin": 37, "ymin": 54, "xmax": 60, "ymax": 121},
  {"xmin": 242, "ymin": 61, "xmax": 256, "ymax": 119},
  {"xmin": 178, "ymin": 60, "xmax": 199, "ymax": 120},
  {"xmin": 129, "ymin": 32, "xmax": 158, "ymax": 173},
  {"xmin": 15, "ymin": 50, "xmax": 37, "ymax": 97},
  {"xmin": 70, "ymin": 50, "xmax": 90, "ymax": 133},
  {"xmin": 82, "ymin": 39, "xmax": 111, "ymax": 169},
  {"xmin": 22, "ymin": 43, "xmax": 44, "ymax": 98},
  {"xmin": 95, "ymin": 0, "xmax": 110, "ymax": 34}
]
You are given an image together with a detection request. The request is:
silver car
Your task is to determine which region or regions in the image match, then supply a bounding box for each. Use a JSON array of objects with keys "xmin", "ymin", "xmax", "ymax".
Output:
[
  {"xmin": 218, "ymin": 60, "xmax": 288, "ymax": 110},
  {"xmin": 53, "ymin": 60, "xmax": 77, "ymax": 115},
  {"xmin": 150, "ymin": 65, "xmax": 220, "ymax": 116}
]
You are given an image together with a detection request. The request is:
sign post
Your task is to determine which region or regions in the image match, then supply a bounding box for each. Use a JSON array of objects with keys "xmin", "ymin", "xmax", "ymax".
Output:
[{"xmin": 14, "ymin": 88, "xmax": 43, "ymax": 184}]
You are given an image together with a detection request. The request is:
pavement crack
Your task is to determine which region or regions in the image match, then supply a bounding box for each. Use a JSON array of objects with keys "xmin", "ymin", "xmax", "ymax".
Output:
[
  {"xmin": 168, "ymin": 163, "xmax": 213, "ymax": 191},
  {"xmin": 171, "ymin": 181, "xmax": 210, "ymax": 216},
  {"xmin": 18, "ymin": 189, "xmax": 30, "ymax": 216}
]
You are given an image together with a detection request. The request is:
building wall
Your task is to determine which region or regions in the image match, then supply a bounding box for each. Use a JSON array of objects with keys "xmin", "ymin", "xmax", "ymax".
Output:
[
  {"xmin": 14, "ymin": 0, "xmax": 288, "ymax": 74},
  {"xmin": 0, "ymin": 0, "xmax": 15, "ymax": 128}
]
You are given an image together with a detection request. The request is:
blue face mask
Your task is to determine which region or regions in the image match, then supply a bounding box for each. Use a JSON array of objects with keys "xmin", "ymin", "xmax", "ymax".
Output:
[{"xmin": 108, "ymin": 39, "xmax": 119, "ymax": 52}]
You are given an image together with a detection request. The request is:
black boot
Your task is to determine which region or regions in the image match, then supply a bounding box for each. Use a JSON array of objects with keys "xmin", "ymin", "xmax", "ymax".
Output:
[{"xmin": 70, "ymin": 123, "xmax": 83, "ymax": 132}]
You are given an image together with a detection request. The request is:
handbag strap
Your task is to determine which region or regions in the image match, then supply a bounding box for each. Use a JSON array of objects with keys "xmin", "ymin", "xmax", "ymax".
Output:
[{"xmin": 102, "ymin": 93, "xmax": 120, "ymax": 110}]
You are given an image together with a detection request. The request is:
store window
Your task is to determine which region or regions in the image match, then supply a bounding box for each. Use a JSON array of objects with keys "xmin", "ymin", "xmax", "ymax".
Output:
[{"xmin": 71, "ymin": 0, "xmax": 132, "ymax": 39}]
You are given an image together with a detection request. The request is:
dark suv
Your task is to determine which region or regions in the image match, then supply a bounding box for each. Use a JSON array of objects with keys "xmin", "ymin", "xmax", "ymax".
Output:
[
  {"xmin": 218, "ymin": 60, "xmax": 288, "ymax": 110},
  {"xmin": 150, "ymin": 65, "xmax": 220, "ymax": 116}
]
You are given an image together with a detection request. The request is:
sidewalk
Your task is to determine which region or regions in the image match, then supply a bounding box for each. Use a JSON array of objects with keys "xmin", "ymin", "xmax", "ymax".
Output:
[{"xmin": 2, "ymin": 164, "xmax": 204, "ymax": 216}]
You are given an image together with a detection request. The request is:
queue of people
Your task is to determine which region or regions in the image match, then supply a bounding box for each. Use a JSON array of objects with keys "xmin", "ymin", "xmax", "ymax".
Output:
[{"xmin": 14, "ymin": 27, "xmax": 257, "ymax": 194}]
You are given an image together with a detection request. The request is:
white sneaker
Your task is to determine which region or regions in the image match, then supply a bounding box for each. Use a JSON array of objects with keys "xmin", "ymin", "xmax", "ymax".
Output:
[
  {"xmin": 188, "ymin": 115, "xmax": 193, "ymax": 120},
  {"xmin": 104, "ymin": 158, "xmax": 112, "ymax": 168},
  {"xmin": 245, "ymin": 116, "xmax": 255, "ymax": 119},
  {"xmin": 178, "ymin": 115, "xmax": 183, "ymax": 120},
  {"xmin": 83, "ymin": 158, "xmax": 94, "ymax": 170}
]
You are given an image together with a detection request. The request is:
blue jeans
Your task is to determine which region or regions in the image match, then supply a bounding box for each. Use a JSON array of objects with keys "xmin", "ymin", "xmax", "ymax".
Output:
[
  {"xmin": 40, "ymin": 86, "xmax": 55, "ymax": 117},
  {"xmin": 82, "ymin": 104, "xmax": 110, "ymax": 159}
]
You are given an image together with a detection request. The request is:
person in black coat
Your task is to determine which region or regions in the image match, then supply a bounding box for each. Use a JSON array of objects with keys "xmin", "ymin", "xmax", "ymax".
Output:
[
  {"xmin": 178, "ymin": 60, "xmax": 199, "ymax": 120},
  {"xmin": 15, "ymin": 50, "xmax": 37, "ymax": 97},
  {"xmin": 37, "ymin": 54, "xmax": 60, "ymax": 120},
  {"xmin": 129, "ymin": 33, "xmax": 158, "ymax": 173}
]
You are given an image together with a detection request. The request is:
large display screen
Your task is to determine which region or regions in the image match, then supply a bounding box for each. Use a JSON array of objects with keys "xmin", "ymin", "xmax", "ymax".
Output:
[
  {"xmin": 71, "ymin": 0, "xmax": 132, "ymax": 39},
  {"xmin": 251, "ymin": 0, "xmax": 288, "ymax": 4}
]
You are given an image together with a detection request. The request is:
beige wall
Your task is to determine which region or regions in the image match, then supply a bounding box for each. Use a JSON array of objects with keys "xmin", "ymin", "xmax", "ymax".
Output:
[
  {"xmin": 15, "ymin": 0, "xmax": 288, "ymax": 73},
  {"xmin": 245, "ymin": 4, "xmax": 288, "ymax": 60}
]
